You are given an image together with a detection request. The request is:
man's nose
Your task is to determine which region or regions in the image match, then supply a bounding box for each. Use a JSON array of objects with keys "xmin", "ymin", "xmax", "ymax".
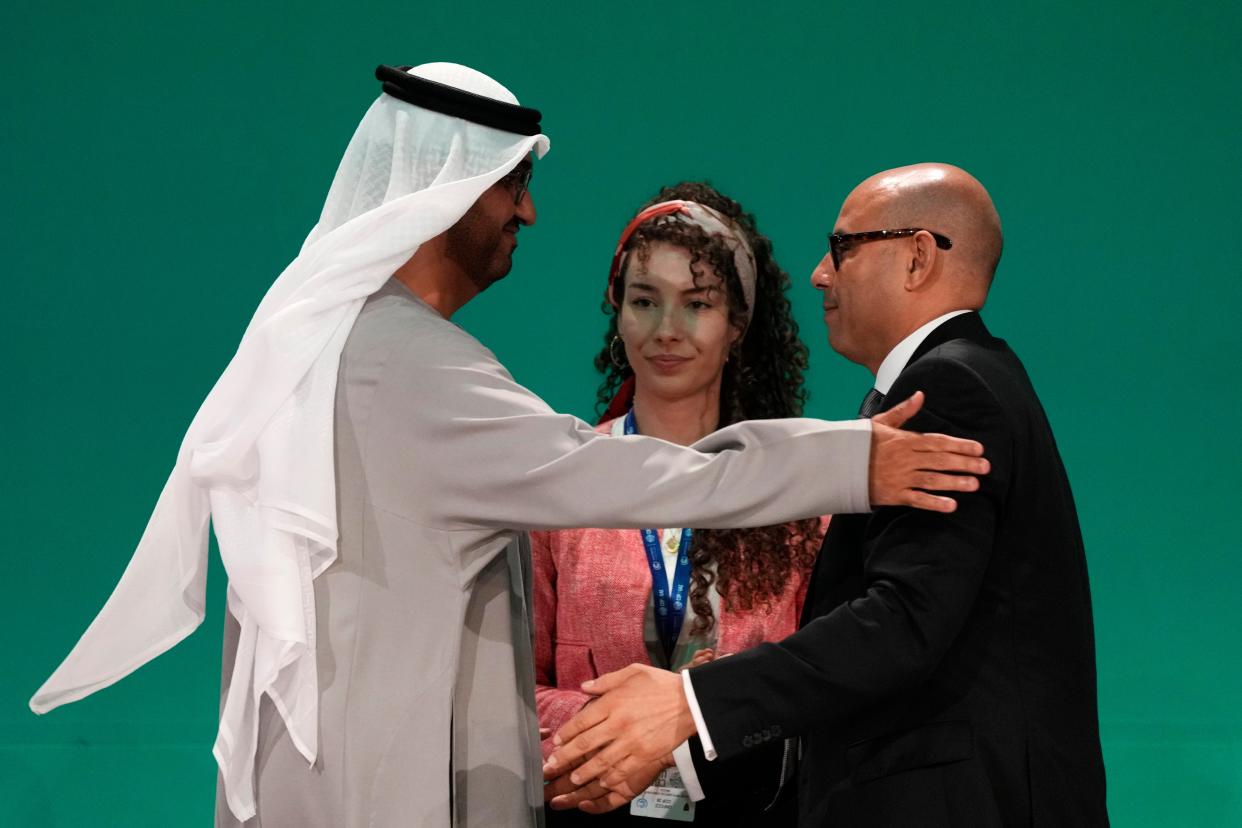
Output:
[
  {"xmin": 516, "ymin": 190, "xmax": 536, "ymax": 226},
  {"xmin": 810, "ymin": 252, "xmax": 834, "ymax": 290}
]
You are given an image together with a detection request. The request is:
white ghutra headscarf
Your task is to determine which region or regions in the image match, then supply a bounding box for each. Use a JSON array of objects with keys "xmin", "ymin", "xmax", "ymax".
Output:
[{"xmin": 29, "ymin": 62, "xmax": 550, "ymax": 821}]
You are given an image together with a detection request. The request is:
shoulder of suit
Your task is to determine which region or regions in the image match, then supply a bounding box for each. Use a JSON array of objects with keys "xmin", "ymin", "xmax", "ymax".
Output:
[
  {"xmin": 901, "ymin": 340, "xmax": 1007, "ymax": 395},
  {"xmin": 896, "ymin": 346, "xmax": 1012, "ymax": 428},
  {"xmin": 917, "ymin": 331, "xmax": 1010, "ymax": 368}
]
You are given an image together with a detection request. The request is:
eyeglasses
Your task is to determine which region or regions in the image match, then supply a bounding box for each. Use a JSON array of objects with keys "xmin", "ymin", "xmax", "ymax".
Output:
[
  {"xmin": 499, "ymin": 162, "xmax": 533, "ymax": 205},
  {"xmin": 827, "ymin": 228, "xmax": 952, "ymax": 270}
]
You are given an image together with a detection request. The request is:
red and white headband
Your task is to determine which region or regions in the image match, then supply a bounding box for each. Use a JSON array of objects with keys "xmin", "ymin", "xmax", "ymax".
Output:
[{"xmin": 606, "ymin": 200, "xmax": 757, "ymax": 325}]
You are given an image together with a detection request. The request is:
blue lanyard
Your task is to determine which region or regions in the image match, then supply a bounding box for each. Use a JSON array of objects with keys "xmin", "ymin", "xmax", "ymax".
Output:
[{"xmin": 625, "ymin": 410, "xmax": 694, "ymax": 660}]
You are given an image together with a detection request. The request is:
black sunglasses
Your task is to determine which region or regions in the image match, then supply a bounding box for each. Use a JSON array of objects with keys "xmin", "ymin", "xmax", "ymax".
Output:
[
  {"xmin": 499, "ymin": 162, "xmax": 533, "ymax": 205},
  {"xmin": 827, "ymin": 228, "xmax": 952, "ymax": 270}
]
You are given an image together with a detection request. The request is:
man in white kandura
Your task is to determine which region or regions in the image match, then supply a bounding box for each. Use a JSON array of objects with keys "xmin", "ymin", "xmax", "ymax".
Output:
[{"xmin": 29, "ymin": 63, "xmax": 988, "ymax": 827}]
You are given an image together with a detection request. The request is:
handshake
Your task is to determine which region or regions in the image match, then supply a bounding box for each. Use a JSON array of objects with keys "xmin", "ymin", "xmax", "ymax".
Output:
[{"xmin": 543, "ymin": 658, "xmax": 711, "ymax": 814}]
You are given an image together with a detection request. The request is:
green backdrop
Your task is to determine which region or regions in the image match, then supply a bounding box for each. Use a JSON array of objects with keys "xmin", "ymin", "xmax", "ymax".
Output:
[{"xmin": 3, "ymin": 1, "xmax": 1239, "ymax": 824}]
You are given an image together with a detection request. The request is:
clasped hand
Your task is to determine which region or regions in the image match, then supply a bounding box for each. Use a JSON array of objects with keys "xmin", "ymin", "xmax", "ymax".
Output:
[{"xmin": 542, "ymin": 662, "xmax": 699, "ymax": 813}]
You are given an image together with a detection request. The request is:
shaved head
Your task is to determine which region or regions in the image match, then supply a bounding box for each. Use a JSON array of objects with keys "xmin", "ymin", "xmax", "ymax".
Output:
[
  {"xmin": 854, "ymin": 163, "xmax": 1003, "ymax": 293},
  {"xmin": 812, "ymin": 163, "xmax": 1005, "ymax": 371}
]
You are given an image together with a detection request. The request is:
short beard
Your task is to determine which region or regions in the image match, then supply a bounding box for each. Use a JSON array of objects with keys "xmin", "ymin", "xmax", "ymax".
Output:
[{"xmin": 444, "ymin": 208, "xmax": 510, "ymax": 294}]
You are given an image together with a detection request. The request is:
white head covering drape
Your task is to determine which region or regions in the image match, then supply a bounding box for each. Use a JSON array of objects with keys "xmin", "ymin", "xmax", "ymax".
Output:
[{"xmin": 29, "ymin": 62, "xmax": 550, "ymax": 821}]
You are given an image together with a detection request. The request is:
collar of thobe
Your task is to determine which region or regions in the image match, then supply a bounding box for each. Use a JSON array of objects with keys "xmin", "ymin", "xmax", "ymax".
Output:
[{"xmin": 873, "ymin": 309, "xmax": 973, "ymax": 394}]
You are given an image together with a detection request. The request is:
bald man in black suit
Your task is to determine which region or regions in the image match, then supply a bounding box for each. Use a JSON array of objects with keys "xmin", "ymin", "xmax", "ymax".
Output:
[{"xmin": 546, "ymin": 164, "xmax": 1109, "ymax": 827}]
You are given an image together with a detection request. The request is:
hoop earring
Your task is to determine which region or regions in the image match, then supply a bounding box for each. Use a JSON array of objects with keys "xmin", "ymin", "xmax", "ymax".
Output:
[{"xmin": 610, "ymin": 335, "xmax": 628, "ymax": 369}]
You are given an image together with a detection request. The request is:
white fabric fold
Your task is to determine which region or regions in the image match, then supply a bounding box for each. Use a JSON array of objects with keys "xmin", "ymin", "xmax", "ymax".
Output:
[{"xmin": 29, "ymin": 62, "xmax": 549, "ymax": 822}]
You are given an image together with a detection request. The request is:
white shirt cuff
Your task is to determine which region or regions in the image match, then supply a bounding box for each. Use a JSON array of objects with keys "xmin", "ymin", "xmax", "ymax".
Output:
[
  {"xmin": 681, "ymin": 669, "xmax": 717, "ymax": 760},
  {"xmin": 672, "ymin": 740, "xmax": 704, "ymax": 802}
]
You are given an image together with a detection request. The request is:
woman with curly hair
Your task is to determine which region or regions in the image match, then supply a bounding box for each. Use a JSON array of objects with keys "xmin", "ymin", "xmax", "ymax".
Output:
[{"xmin": 532, "ymin": 181, "xmax": 824, "ymax": 824}]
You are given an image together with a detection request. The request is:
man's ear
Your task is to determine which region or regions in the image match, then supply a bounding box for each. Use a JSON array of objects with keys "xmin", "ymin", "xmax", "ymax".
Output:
[{"xmin": 904, "ymin": 230, "xmax": 941, "ymax": 292}]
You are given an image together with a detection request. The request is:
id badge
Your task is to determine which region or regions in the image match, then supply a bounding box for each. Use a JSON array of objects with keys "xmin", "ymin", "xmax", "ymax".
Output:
[{"xmin": 629, "ymin": 766, "xmax": 696, "ymax": 821}]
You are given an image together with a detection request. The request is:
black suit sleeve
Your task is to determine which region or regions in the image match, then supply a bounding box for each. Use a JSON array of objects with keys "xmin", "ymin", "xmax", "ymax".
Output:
[
  {"xmin": 685, "ymin": 734, "xmax": 790, "ymax": 807},
  {"xmin": 687, "ymin": 355, "xmax": 1013, "ymax": 762}
]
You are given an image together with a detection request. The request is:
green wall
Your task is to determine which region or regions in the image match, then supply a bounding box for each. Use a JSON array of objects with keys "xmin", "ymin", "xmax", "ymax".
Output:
[{"xmin": 3, "ymin": 1, "xmax": 1239, "ymax": 824}]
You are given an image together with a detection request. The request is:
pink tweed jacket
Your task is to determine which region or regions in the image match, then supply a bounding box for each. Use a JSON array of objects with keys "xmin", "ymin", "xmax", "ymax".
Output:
[{"xmin": 532, "ymin": 422, "xmax": 828, "ymax": 757}]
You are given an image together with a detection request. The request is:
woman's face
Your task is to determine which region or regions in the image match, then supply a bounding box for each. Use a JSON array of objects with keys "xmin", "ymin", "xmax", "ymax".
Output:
[{"xmin": 618, "ymin": 242, "xmax": 741, "ymax": 405}]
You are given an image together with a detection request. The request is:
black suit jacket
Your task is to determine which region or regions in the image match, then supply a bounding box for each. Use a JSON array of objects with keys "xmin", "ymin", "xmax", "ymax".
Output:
[{"xmin": 688, "ymin": 313, "xmax": 1108, "ymax": 826}]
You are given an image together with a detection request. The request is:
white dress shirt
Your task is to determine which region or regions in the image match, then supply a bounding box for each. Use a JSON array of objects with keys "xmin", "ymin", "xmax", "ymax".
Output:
[{"xmin": 677, "ymin": 309, "xmax": 973, "ymax": 801}]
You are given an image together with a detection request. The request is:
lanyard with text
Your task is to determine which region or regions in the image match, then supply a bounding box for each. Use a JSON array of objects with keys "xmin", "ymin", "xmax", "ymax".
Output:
[{"xmin": 624, "ymin": 409, "xmax": 694, "ymax": 661}]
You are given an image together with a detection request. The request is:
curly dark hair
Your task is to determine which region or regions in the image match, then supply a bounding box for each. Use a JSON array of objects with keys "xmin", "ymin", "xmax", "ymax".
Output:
[{"xmin": 593, "ymin": 181, "xmax": 823, "ymax": 636}]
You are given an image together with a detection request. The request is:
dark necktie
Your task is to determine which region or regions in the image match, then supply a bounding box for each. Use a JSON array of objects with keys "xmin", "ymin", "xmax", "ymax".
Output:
[{"xmin": 858, "ymin": 387, "xmax": 886, "ymax": 418}]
